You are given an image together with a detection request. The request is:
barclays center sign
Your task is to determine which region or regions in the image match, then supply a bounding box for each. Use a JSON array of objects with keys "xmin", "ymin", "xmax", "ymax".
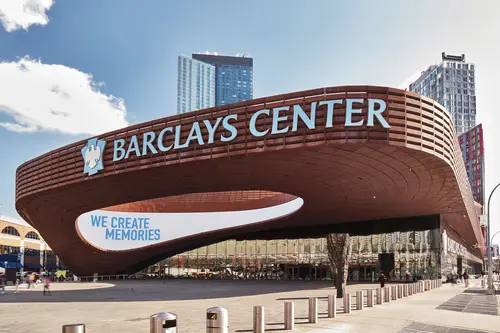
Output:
[{"xmin": 82, "ymin": 98, "xmax": 390, "ymax": 176}]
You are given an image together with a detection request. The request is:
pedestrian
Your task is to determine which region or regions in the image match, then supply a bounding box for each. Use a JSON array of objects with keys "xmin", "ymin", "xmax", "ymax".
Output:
[
  {"xmin": 379, "ymin": 272, "xmax": 387, "ymax": 288},
  {"xmin": 0, "ymin": 274, "xmax": 5, "ymax": 295},
  {"xmin": 405, "ymin": 270, "xmax": 411, "ymax": 283},
  {"xmin": 43, "ymin": 275, "xmax": 51, "ymax": 296},
  {"xmin": 14, "ymin": 277, "xmax": 20, "ymax": 294},
  {"xmin": 463, "ymin": 271, "xmax": 469, "ymax": 287},
  {"xmin": 26, "ymin": 275, "xmax": 32, "ymax": 289}
]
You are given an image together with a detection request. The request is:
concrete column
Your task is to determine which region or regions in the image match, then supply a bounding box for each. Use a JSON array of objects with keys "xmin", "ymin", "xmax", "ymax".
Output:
[
  {"xmin": 376, "ymin": 288, "xmax": 383, "ymax": 304},
  {"xmin": 408, "ymin": 283, "xmax": 413, "ymax": 296},
  {"xmin": 366, "ymin": 289, "xmax": 374, "ymax": 307},
  {"xmin": 397, "ymin": 285, "xmax": 403, "ymax": 299},
  {"xmin": 384, "ymin": 287, "xmax": 391, "ymax": 302},
  {"xmin": 420, "ymin": 281, "xmax": 425, "ymax": 293},
  {"xmin": 284, "ymin": 302, "xmax": 294, "ymax": 330},
  {"xmin": 403, "ymin": 284, "xmax": 408, "ymax": 297},
  {"xmin": 308, "ymin": 297, "xmax": 317, "ymax": 324},
  {"xmin": 356, "ymin": 290, "xmax": 364, "ymax": 310},
  {"xmin": 327, "ymin": 295, "xmax": 336, "ymax": 318},
  {"xmin": 343, "ymin": 293, "xmax": 351, "ymax": 313},
  {"xmin": 391, "ymin": 286, "xmax": 397, "ymax": 300}
]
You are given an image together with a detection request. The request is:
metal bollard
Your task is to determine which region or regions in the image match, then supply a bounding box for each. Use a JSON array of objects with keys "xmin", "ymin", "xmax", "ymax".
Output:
[
  {"xmin": 253, "ymin": 306, "xmax": 264, "ymax": 333},
  {"xmin": 366, "ymin": 289, "xmax": 374, "ymax": 307},
  {"xmin": 425, "ymin": 280, "xmax": 430, "ymax": 291},
  {"xmin": 356, "ymin": 290, "xmax": 364, "ymax": 310},
  {"xmin": 481, "ymin": 279, "xmax": 486, "ymax": 288},
  {"xmin": 408, "ymin": 284, "xmax": 413, "ymax": 296},
  {"xmin": 308, "ymin": 297, "xmax": 318, "ymax": 323},
  {"xmin": 150, "ymin": 313, "xmax": 177, "ymax": 333},
  {"xmin": 376, "ymin": 288, "xmax": 383, "ymax": 304},
  {"xmin": 465, "ymin": 279, "xmax": 469, "ymax": 288},
  {"xmin": 384, "ymin": 287, "xmax": 391, "ymax": 302},
  {"xmin": 327, "ymin": 294, "xmax": 337, "ymax": 318},
  {"xmin": 420, "ymin": 281, "xmax": 425, "ymax": 293},
  {"xmin": 284, "ymin": 302, "xmax": 294, "ymax": 330},
  {"xmin": 206, "ymin": 307, "xmax": 228, "ymax": 333},
  {"xmin": 62, "ymin": 324, "xmax": 85, "ymax": 333},
  {"xmin": 391, "ymin": 286, "xmax": 397, "ymax": 300},
  {"xmin": 397, "ymin": 285, "xmax": 402, "ymax": 299},
  {"xmin": 343, "ymin": 293, "xmax": 351, "ymax": 313}
]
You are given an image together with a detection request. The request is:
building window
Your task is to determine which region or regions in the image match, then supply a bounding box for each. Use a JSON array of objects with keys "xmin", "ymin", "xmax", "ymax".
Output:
[
  {"xmin": 25, "ymin": 231, "xmax": 40, "ymax": 240},
  {"xmin": 1, "ymin": 226, "xmax": 20, "ymax": 237}
]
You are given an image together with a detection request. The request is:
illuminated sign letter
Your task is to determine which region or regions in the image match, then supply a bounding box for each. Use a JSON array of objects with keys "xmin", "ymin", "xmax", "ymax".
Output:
[
  {"xmin": 271, "ymin": 106, "xmax": 289, "ymax": 135},
  {"xmin": 142, "ymin": 131, "xmax": 158, "ymax": 155},
  {"xmin": 221, "ymin": 114, "xmax": 238, "ymax": 142},
  {"xmin": 204, "ymin": 117, "xmax": 223, "ymax": 144},
  {"xmin": 125, "ymin": 136, "xmax": 141, "ymax": 159},
  {"xmin": 292, "ymin": 102, "xmax": 316, "ymax": 132},
  {"xmin": 157, "ymin": 127, "xmax": 173, "ymax": 152},
  {"xmin": 174, "ymin": 125, "xmax": 188, "ymax": 149},
  {"xmin": 345, "ymin": 99, "xmax": 364, "ymax": 127},
  {"xmin": 249, "ymin": 109, "xmax": 270, "ymax": 137},
  {"xmin": 184, "ymin": 122, "xmax": 204, "ymax": 147},
  {"xmin": 319, "ymin": 99, "xmax": 343, "ymax": 128},
  {"xmin": 113, "ymin": 139, "xmax": 126, "ymax": 161},
  {"xmin": 367, "ymin": 99, "xmax": 390, "ymax": 128}
]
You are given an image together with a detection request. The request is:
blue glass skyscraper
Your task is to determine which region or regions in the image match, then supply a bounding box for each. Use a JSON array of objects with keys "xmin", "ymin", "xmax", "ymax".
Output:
[{"xmin": 192, "ymin": 53, "xmax": 253, "ymax": 107}]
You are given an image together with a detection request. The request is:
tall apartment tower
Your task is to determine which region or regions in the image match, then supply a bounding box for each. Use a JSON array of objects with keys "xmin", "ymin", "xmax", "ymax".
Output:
[
  {"xmin": 458, "ymin": 124, "xmax": 485, "ymax": 206},
  {"xmin": 409, "ymin": 53, "xmax": 477, "ymax": 135},
  {"xmin": 192, "ymin": 53, "xmax": 253, "ymax": 107},
  {"xmin": 177, "ymin": 55, "xmax": 216, "ymax": 115}
]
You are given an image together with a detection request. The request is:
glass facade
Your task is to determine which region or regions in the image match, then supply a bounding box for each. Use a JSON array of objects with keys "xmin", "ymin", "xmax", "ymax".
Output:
[
  {"xmin": 192, "ymin": 53, "xmax": 253, "ymax": 107},
  {"xmin": 151, "ymin": 228, "xmax": 444, "ymax": 281},
  {"xmin": 176, "ymin": 55, "xmax": 215, "ymax": 114},
  {"xmin": 409, "ymin": 54, "xmax": 476, "ymax": 135}
]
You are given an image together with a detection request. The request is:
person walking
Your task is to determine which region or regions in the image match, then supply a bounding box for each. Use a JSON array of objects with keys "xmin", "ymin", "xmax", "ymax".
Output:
[
  {"xmin": 379, "ymin": 272, "xmax": 387, "ymax": 288},
  {"xmin": 43, "ymin": 275, "xmax": 51, "ymax": 296},
  {"xmin": 0, "ymin": 274, "xmax": 5, "ymax": 295},
  {"xmin": 405, "ymin": 270, "xmax": 411, "ymax": 283},
  {"xmin": 463, "ymin": 271, "xmax": 469, "ymax": 287},
  {"xmin": 14, "ymin": 277, "xmax": 20, "ymax": 294}
]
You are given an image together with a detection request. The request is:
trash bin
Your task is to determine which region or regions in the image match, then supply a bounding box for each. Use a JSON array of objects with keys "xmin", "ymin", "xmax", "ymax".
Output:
[
  {"xmin": 62, "ymin": 324, "xmax": 85, "ymax": 333},
  {"xmin": 150, "ymin": 312, "xmax": 177, "ymax": 333},
  {"xmin": 206, "ymin": 306, "xmax": 228, "ymax": 333}
]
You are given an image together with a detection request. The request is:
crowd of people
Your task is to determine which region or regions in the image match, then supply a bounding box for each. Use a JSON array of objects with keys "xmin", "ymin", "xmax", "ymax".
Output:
[{"xmin": 0, "ymin": 272, "xmax": 52, "ymax": 296}]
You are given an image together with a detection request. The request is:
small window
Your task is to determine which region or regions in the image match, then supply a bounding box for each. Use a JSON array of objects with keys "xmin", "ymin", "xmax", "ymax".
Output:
[
  {"xmin": 1, "ymin": 226, "xmax": 20, "ymax": 237},
  {"xmin": 25, "ymin": 231, "xmax": 40, "ymax": 240}
]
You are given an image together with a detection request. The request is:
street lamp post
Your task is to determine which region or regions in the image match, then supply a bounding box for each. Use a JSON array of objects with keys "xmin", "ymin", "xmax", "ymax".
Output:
[{"xmin": 487, "ymin": 182, "xmax": 500, "ymax": 292}]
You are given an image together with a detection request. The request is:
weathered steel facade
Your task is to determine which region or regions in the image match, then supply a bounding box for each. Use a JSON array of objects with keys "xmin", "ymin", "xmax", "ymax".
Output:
[{"xmin": 16, "ymin": 86, "xmax": 483, "ymax": 275}]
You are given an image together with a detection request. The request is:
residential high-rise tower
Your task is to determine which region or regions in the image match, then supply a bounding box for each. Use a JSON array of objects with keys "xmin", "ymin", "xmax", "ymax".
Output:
[
  {"xmin": 192, "ymin": 53, "xmax": 253, "ymax": 107},
  {"xmin": 177, "ymin": 55, "xmax": 216, "ymax": 115},
  {"xmin": 409, "ymin": 53, "xmax": 477, "ymax": 135},
  {"xmin": 458, "ymin": 124, "xmax": 485, "ymax": 206}
]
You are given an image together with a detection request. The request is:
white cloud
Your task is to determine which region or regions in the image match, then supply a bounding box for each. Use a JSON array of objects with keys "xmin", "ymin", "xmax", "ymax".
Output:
[
  {"xmin": 0, "ymin": 0, "xmax": 54, "ymax": 32},
  {"xmin": 0, "ymin": 57, "xmax": 128, "ymax": 135}
]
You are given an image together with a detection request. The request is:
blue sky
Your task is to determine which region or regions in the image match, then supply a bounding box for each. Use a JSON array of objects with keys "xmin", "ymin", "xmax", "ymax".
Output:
[{"xmin": 1, "ymin": 1, "xmax": 500, "ymax": 235}]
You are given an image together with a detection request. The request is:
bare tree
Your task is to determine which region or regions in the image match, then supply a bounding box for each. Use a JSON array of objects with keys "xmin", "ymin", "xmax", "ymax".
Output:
[{"xmin": 326, "ymin": 233, "xmax": 352, "ymax": 298}]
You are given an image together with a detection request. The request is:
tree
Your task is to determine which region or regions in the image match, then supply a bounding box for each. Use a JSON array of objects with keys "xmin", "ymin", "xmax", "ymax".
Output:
[{"xmin": 326, "ymin": 233, "xmax": 352, "ymax": 298}]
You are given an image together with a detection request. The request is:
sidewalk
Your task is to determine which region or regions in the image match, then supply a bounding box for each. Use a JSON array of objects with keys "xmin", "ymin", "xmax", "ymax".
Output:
[{"xmin": 292, "ymin": 280, "xmax": 500, "ymax": 333}]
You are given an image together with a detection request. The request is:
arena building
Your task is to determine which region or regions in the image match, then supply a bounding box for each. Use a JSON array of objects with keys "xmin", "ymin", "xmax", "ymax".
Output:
[{"xmin": 15, "ymin": 86, "xmax": 484, "ymax": 277}]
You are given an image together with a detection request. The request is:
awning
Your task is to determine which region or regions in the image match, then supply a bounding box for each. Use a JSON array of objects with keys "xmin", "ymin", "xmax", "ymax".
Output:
[
  {"xmin": 0, "ymin": 262, "xmax": 23, "ymax": 268},
  {"xmin": 46, "ymin": 263, "xmax": 58, "ymax": 270},
  {"xmin": 24, "ymin": 262, "xmax": 43, "ymax": 269},
  {"xmin": 0, "ymin": 254, "xmax": 17, "ymax": 262}
]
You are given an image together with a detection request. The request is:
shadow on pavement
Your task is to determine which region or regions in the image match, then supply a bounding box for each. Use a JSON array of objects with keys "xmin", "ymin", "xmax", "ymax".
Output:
[{"xmin": 0, "ymin": 280, "xmax": 335, "ymax": 303}]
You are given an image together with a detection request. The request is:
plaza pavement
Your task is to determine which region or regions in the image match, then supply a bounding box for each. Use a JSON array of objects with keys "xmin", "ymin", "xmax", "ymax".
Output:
[{"xmin": 0, "ymin": 278, "xmax": 498, "ymax": 332}]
